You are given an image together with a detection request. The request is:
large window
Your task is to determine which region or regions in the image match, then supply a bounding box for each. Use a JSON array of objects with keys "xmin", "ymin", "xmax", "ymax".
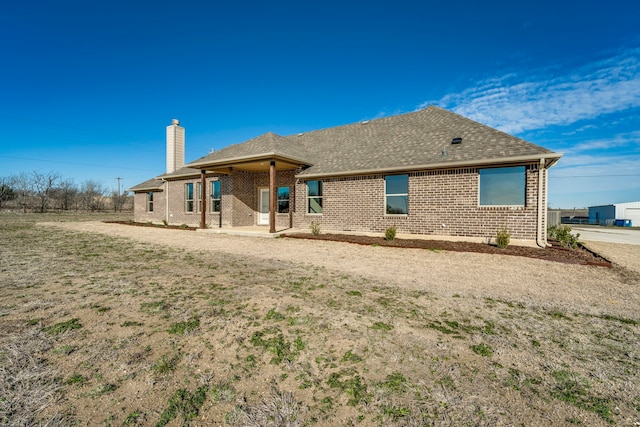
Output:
[
  {"xmin": 185, "ymin": 183, "xmax": 194, "ymax": 213},
  {"xmin": 147, "ymin": 192, "xmax": 154, "ymax": 212},
  {"xmin": 307, "ymin": 180, "xmax": 323, "ymax": 214},
  {"xmin": 385, "ymin": 174, "xmax": 408, "ymax": 215},
  {"xmin": 211, "ymin": 180, "xmax": 221, "ymax": 213},
  {"xmin": 277, "ymin": 186, "xmax": 290, "ymax": 213},
  {"xmin": 479, "ymin": 166, "xmax": 525, "ymax": 206}
]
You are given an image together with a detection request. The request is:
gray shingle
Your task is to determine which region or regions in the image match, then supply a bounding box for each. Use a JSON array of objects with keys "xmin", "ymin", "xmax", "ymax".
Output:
[
  {"xmin": 186, "ymin": 106, "xmax": 559, "ymax": 177},
  {"xmin": 127, "ymin": 178, "xmax": 164, "ymax": 192}
]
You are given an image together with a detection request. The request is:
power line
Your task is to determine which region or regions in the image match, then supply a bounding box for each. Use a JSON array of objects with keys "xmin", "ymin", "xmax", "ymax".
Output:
[{"xmin": 552, "ymin": 174, "xmax": 640, "ymax": 178}]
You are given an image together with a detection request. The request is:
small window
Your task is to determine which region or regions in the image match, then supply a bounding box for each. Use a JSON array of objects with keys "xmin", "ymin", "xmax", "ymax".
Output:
[
  {"xmin": 277, "ymin": 186, "xmax": 290, "ymax": 213},
  {"xmin": 185, "ymin": 183, "xmax": 194, "ymax": 213},
  {"xmin": 147, "ymin": 192, "xmax": 154, "ymax": 212},
  {"xmin": 479, "ymin": 166, "xmax": 525, "ymax": 206},
  {"xmin": 307, "ymin": 180, "xmax": 323, "ymax": 214},
  {"xmin": 385, "ymin": 175, "xmax": 408, "ymax": 215},
  {"xmin": 211, "ymin": 180, "xmax": 221, "ymax": 213}
]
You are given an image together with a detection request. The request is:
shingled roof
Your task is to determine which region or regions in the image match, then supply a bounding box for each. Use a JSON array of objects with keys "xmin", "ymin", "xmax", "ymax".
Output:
[
  {"xmin": 127, "ymin": 178, "xmax": 164, "ymax": 192},
  {"xmin": 186, "ymin": 106, "xmax": 560, "ymax": 178}
]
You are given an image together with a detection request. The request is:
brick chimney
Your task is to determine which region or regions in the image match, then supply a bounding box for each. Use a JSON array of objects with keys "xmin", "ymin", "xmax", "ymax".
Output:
[{"xmin": 166, "ymin": 119, "xmax": 185, "ymax": 174}]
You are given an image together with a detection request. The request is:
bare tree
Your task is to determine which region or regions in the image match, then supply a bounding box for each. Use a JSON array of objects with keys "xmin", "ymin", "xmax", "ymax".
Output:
[
  {"xmin": 12, "ymin": 172, "xmax": 33, "ymax": 212},
  {"xmin": 31, "ymin": 171, "xmax": 60, "ymax": 213},
  {"xmin": 111, "ymin": 190, "xmax": 129, "ymax": 212},
  {"xmin": 52, "ymin": 179, "xmax": 78, "ymax": 211},
  {"xmin": 0, "ymin": 176, "xmax": 16, "ymax": 209},
  {"xmin": 80, "ymin": 180, "xmax": 107, "ymax": 212}
]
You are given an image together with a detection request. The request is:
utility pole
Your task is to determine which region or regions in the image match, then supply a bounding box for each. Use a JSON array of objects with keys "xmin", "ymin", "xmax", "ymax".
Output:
[{"xmin": 115, "ymin": 177, "xmax": 122, "ymax": 212}]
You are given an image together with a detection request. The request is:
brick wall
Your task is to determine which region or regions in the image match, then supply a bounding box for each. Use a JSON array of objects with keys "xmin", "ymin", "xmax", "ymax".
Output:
[
  {"xmin": 133, "ymin": 169, "xmax": 297, "ymax": 229},
  {"xmin": 133, "ymin": 189, "xmax": 166, "ymax": 224},
  {"xmin": 293, "ymin": 164, "xmax": 544, "ymax": 241}
]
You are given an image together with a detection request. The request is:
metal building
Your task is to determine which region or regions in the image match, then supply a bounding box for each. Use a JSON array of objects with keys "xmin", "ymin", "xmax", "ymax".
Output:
[{"xmin": 589, "ymin": 201, "xmax": 640, "ymax": 226}]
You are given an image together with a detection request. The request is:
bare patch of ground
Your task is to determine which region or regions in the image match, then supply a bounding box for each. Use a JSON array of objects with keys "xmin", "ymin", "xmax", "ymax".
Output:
[{"xmin": 1, "ymin": 213, "xmax": 639, "ymax": 426}]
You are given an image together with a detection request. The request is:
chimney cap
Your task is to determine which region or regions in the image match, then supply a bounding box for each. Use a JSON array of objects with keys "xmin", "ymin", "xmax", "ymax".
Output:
[{"xmin": 171, "ymin": 119, "xmax": 180, "ymax": 125}]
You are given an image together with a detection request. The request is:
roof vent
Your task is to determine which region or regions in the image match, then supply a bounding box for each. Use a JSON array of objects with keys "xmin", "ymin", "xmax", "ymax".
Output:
[
  {"xmin": 451, "ymin": 137, "xmax": 462, "ymax": 144},
  {"xmin": 361, "ymin": 120, "xmax": 370, "ymax": 125}
]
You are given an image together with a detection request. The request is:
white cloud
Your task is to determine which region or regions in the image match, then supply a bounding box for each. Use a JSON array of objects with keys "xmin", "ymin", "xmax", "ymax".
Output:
[
  {"xmin": 426, "ymin": 47, "xmax": 640, "ymax": 134},
  {"xmin": 569, "ymin": 131, "xmax": 640, "ymax": 152}
]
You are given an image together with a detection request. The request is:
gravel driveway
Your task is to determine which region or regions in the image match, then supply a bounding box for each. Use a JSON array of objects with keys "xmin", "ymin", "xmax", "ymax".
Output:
[{"xmin": 42, "ymin": 221, "xmax": 640, "ymax": 319}]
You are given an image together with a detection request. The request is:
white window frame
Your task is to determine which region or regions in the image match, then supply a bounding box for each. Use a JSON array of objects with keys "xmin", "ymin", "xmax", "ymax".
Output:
[
  {"xmin": 306, "ymin": 180, "xmax": 323, "ymax": 215},
  {"xmin": 385, "ymin": 174, "xmax": 409, "ymax": 215},
  {"xmin": 185, "ymin": 183, "xmax": 194, "ymax": 213}
]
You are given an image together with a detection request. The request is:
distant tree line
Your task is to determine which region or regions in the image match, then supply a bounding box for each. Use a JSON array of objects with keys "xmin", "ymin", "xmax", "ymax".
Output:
[{"xmin": 0, "ymin": 171, "xmax": 132, "ymax": 213}]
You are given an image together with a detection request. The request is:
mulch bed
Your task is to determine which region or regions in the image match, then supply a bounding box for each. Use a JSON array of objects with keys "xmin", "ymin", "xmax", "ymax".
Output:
[
  {"xmin": 282, "ymin": 233, "xmax": 612, "ymax": 267},
  {"xmin": 103, "ymin": 220, "xmax": 197, "ymax": 231}
]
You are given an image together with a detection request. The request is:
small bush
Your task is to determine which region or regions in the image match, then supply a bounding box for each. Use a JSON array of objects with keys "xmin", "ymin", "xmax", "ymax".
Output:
[
  {"xmin": 548, "ymin": 225, "xmax": 580, "ymax": 248},
  {"xmin": 310, "ymin": 221, "xmax": 320, "ymax": 235},
  {"xmin": 385, "ymin": 225, "xmax": 397, "ymax": 241},
  {"xmin": 496, "ymin": 227, "xmax": 510, "ymax": 249}
]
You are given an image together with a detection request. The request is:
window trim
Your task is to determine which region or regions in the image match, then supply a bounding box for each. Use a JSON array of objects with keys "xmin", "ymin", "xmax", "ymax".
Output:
[
  {"xmin": 385, "ymin": 174, "xmax": 409, "ymax": 216},
  {"xmin": 211, "ymin": 180, "xmax": 221, "ymax": 213},
  {"xmin": 306, "ymin": 180, "xmax": 323, "ymax": 215},
  {"xmin": 478, "ymin": 166, "xmax": 526, "ymax": 207},
  {"xmin": 185, "ymin": 182, "xmax": 194, "ymax": 213}
]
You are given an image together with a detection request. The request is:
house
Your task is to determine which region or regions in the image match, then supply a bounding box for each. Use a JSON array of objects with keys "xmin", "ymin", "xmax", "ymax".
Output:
[
  {"xmin": 128, "ymin": 106, "xmax": 562, "ymax": 246},
  {"xmin": 589, "ymin": 201, "xmax": 640, "ymax": 226}
]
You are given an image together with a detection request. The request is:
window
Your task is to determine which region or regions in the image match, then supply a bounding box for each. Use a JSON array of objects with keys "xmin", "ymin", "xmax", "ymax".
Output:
[
  {"xmin": 196, "ymin": 182, "xmax": 203, "ymax": 212},
  {"xmin": 277, "ymin": 186, "xmax": 290, "ymax": 213},
  {"xmin": 211, "ymin": 180, "xmax": 221, "ymax": 212},
  {"xmin": 479, "ymin": 166, "xmax": 525, "ymax": 206},
  {"xmin": 307, "ymin": 180, "xmax": 323, "ymax": 214},
  {"xmin": 146, "ymin": 192, "xmax": 154, "ymax": 212},
  {"xmin": 385, "ymin": 174, "xmax": 408, "ymax": 215},
  {"xmin": 185, "ymin": 183, "xmax": 194, "ymax": 212}
]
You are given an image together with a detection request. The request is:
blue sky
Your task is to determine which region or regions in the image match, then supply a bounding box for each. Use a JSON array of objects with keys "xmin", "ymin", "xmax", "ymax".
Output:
[{"xmin": 1, "ymin": 0, "xmax": 639, "ymax": 208}]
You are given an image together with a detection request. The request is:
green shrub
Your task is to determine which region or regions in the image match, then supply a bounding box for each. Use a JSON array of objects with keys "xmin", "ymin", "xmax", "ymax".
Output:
[
  {"xmin": 310, "ymin": 221, "xmax": 320, "ymax": 235},
  {"xmin": 42, "ymin": 318, "xmax": 82, "ymax": 335},
  {"xmin": 496, "ymin": 227, "xmax": 510, "ymax": 249},
  {"xmin": 385, "ymin": 225, "xmax": 397, "ymax": 241},
  {"xmin": 548, "ymin": 225, "xmax": 581, "ymax": 248}
]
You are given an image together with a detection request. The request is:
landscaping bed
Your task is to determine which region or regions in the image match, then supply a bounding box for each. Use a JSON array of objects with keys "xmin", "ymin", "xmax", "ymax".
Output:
[{"xmin": 283, "ymin": 233, "xmax": 612, "ymax": 267}]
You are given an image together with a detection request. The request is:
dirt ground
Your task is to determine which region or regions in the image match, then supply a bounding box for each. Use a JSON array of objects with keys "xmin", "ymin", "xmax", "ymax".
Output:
[
  {"xmin": 45, "ymin": 220, "xmax": 639, "ymax": 318},
  {"xmin": 1, "ymin": 215, "xmax": 639, "ymax": 426}
]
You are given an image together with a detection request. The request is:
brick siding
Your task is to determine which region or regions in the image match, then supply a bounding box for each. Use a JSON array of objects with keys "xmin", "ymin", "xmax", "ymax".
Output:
[
  {"xmin": 293, "ymin": 164, "xmax": 544, "ymax": 241},
  {"xmin": 134, "ymin": 163, "xmax": 545, "ymax": 241}
]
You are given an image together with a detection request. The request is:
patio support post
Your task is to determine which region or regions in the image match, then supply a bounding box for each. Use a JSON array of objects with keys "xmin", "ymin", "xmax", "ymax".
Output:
[
  {"xmin": 200, "ymin": 170, "xmax": 207, "ymax": 229},
  {"xmin": 269, "ymin": 161, "xmax": 276, "ymax": 233}
]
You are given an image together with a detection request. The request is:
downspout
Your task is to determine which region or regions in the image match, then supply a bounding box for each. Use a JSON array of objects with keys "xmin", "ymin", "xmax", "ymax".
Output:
[
  {"xmin": 536, "ymin": 158, "xmax": 546, "ymax": 248},
  {"xmin": 163, "ymin": 179, "xmax": 169, "ymax": 225}
]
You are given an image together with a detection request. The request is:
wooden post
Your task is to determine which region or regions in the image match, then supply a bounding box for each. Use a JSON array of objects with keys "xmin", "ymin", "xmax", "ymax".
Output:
[
  {"xmin": 200, "ymin": 170, "xmax": 207, "ymax": 229},
  {"xmin": 269, "ymin": 161, "xmax": 276, "ymax": 233}
]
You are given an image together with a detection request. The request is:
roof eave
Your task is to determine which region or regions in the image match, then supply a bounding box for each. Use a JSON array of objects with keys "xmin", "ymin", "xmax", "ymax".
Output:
[
  {"xmin": 187, "ymin": 152, "xmax": 313, "ymax": 169},
  {"xmin": 296, "ymin": 153, "xmax": 563, "ymax": 179}
]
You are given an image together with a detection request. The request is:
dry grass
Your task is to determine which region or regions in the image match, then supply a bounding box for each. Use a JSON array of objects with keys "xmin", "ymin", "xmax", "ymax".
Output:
[{"xmin": 1, "ymin": 212, "xmax": 639, "ymax": 426}]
